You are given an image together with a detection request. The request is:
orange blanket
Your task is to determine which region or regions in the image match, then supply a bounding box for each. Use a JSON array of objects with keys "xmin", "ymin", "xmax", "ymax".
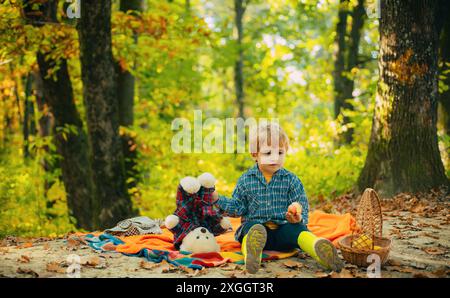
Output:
[{"xmin": 115, "ymin": 210, "xmax": 355, "ymax": 254}]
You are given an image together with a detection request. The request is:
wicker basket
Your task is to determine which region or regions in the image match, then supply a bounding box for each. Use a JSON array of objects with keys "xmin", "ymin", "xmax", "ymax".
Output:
[{"xmin": 338, "ymin": 188, "xmax": 392, "ymax": 267}]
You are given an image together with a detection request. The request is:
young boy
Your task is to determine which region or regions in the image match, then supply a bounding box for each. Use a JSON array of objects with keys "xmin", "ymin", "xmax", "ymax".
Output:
[{"xmin": 211, "ymin": 122, "xmax": 344, "ymax": 274}]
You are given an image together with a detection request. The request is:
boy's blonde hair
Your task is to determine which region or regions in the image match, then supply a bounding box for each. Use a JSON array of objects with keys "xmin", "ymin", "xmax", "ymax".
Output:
[{"xmin": 249, "ymin": 122, "xmax": 289, "ymax": 154}]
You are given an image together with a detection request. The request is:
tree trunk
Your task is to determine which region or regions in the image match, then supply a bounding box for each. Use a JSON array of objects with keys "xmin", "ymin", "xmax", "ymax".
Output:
[
  {"xmin": 186, "ymin": 0, "xmax": 191, "ymax": 13},
  {"xmin": 37, "ymin": 54, "xmax": 96, "ymax": 228},
  {"xmin": 117, "ymin": 0, "xmax": 142, "ymax": 189},
  {"xmin": 27, "ymin": 0, "xmax": 96, "ymax": 230},
  {"xmin": 234, "ymin": 0, "xmax": 246, "ymax": 120},
  {"xmin": 333, "ymin": 0, "xmax": 366, "ymax": 144},
  {"xmin": 32, "ymin": 69, "xmax": 55, "ymax": 194},
  {"xmin": 22, "ymin": 72, "xmax": 33, "ymax": 158},
  {"xmin": 78, "ymin": 0, "xmax": 134, "ymax": 228},
  {"xmin": 333, "ymin": 0, "xmax": 349, "ymax": 120},
  {"xmin": 358, "ymin": 0, "xmax": 449, "ymax": 196},
  {"xmin": 117, "ymin": 0, "xmax": 143, "ymax": 127},
  {"xmin": 439, "ymin": 11, "xmax": 450, "ymax": 135}
]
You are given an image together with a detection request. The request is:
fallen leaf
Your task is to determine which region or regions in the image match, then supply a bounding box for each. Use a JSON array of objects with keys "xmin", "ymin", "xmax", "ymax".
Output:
[
  {"xmin": 422, "ymin": 247, "xmax": 446, "ymax": 255},
  {"xmin": 83, "ymin": 256, "xmax": 101, "ymax": 267},
  {"xmin": 432, "ymin": 267, "xmax": 450, "ymax": 278},
  {"xmin": 158, "ymin": 260, "xmax": 176, "ymax": 274},
  {"xmin": 184, "ymin": 268, "xmax": 206, "ymax": 277},
  {"xmin": 386, "ymin": 266, "xmax": 415, "ymax": 273},
  {"xmin": 329, "ymin": 269, "xmax": 354, "ymax": 278},
  {"xmin": 43, "ymin": 243, "xmax": 51, "ymax": 250},
  {"xmin": 16, "ymin": 267, "xmax": 39, "ymax": 277},
  {"xmin": 386, "ymin": 259, "xmax": 403, "ymax": 266},
  {"xmin": 421, "ymin": 233, "xmax": 439, "ymax": 240},
  {"xmin": 18, "ymin": 242, "xmax": 33, "ymax": 249},
  {"xmin": 275, "ymin": 271, "xmax": 298, "ymax": 278},
  {"xmin": 139, "ymin": 260, "xmax": 159, "ymax": 270},
  {"xmin": 18, "ymin": 255, "xmax": 31, "ymax": 263},
  {"xmin": 46, "ymin": 262, "xmax": 66, "ymax": 273},
  {"xmin": 220, "ymin": 263, "xmax": 240, "ymax": 271},
  {"xmin": 283, "ymin": 260, "xmax": 304, "ymax": 269},
  {"xmin": 314, "ymin": 271, "xmax": 330, "ymax": 278},
  {"xmin": 66, "ymin": 237, "xmax": 81, "ymax": 250}
]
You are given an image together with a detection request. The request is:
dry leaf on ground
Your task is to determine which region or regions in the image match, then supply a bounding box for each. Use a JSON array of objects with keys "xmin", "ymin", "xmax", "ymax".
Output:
[
  {"xmin": 16, "ymin": 267, "xmax": 39, "ymax": 277},
  {"xmin": 282, "ymin": 260, "xmax": 304, "ymax": 269},
  {"xmin": 422, "ymin": 247, "xmax": 446, "ymax": 255},
  {"xmin": 18, "ymin": 255, "xmax": 31, "ymax": 263},
  {"xmin": 275, "ymin": 271, "xmax": 298, "ymax": 278},
  {"xmin": 46, "ymin": 262, "xmax": 66, "ymax": 274},
  {"xmin": 139, "ymin": 260, "xmax": 160, "ymax": 270}
]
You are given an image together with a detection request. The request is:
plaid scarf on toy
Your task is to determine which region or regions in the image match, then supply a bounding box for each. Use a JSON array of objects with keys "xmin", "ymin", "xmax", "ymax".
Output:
[{"xmin": 170, "ymin": 185, "xmax": 228, "ymax": 249}]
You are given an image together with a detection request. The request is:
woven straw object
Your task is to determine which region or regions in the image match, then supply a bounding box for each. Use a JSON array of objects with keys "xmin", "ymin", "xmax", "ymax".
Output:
[{"xmin": 339, "ymin": 188, "xmax": 391, "ymax": 267}]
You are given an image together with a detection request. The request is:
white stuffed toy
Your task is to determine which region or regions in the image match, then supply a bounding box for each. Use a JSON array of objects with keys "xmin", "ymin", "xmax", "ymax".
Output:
[
  {"xmin": 165, "ymin": 172, "xmax": 232, "ymax": 253},
  {"xmin": 179, "ymin": 227, "xmax": 220, "ymax": 253}
]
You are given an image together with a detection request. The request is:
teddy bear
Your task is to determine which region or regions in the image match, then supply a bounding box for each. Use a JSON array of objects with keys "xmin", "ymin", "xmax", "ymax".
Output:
[
  {"xmin": 165, "ymin": 172, "xmax": 231, "ymax": 253},
  {"xmin": 179, "ymin": 227, "xmax": 220, "ymax": 253}
]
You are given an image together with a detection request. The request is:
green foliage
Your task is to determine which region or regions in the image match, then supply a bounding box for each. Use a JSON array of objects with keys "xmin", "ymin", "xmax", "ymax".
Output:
[
  {"xmin": 0, "ymin": 0, "xmax": 448, "ymax": 237},
  {"xmin": 0, "ymin": 149, "xmax": 75, "ymax": 238}
]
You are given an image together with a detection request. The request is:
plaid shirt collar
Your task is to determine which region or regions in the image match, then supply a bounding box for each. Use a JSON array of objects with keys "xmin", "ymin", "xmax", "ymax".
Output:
[{"xmin": 248, "ymin": 163, "xmax": 289, "ymax": 185}]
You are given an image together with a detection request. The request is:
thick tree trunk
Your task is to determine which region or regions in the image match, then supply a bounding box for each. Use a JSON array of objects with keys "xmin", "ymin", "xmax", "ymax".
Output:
[
  {"xmin": 234, "ymin": 0, "xmax": 246, "ymax": 120},
  {"xmin": 24, "ymin": 0, "xmax": 95, "ymax": 229},
  {"xmin": 358, "ymin": 0, "xmax": 449, "ymax": 196},
  {"xmin": 36, "ymin": 53, "xmax": 96, "ymax": 230},
  {"xmin": 78, "ymin": 0, "xmax": 134, "ymax": 228}
]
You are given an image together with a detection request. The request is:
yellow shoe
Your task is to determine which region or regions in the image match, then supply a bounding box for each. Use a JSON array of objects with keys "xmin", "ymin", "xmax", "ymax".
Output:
[
  {"xmin": 314, "ymin": 238, "xmax": 344, "ymax": 272},
  {"xmin": 242, "ymin": 224, "xmax": 267, "ymax": 274},
  {"xmin": 298, "ymin": 231, "xmax": 344, "ymax": 272}
]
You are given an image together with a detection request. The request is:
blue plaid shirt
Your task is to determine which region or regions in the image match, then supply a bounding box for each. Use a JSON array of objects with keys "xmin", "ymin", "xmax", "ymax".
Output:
[{"xmin": 216, "ymin": 164, "xmax": 309, "ymax": 240}]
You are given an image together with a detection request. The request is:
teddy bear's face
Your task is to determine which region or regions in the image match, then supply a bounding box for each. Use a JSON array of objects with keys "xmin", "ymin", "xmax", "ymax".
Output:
[{"xmin": 180, "ymin": 227, "xmax": 220, "ymax": 254}]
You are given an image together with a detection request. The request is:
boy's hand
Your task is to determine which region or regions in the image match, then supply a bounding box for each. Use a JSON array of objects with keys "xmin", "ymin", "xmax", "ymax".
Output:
[
  {"xmin": 286, "ymin": 202, "xmax": 302, "ymax": 223},
  {"xmin": 212, "ymin": 190, "xmax": 219, "ymax": 203}
]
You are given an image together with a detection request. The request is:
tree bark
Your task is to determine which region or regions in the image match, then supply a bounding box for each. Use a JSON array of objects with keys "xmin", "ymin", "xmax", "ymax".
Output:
[
  {"xmin": 439, "ymin": 10, "xmax": 450, "ymax": 135},
  {"xmin": 23, "ymin": 0, "xmax": 95, "ymax": 229},
  {"xmin": 333, "ymin": 0, "xmax": 349, "ymax": 120},
  {"xmin": 333, "ymin": 0, "xmax": 366, "ymax": 144},
  {"xmin": 117, "ymin": 0, "xmax": 143, "ymax": 127},
  {"xmin": 22, "ymin": 72, "xmax": 33, "ymax": 158},
  {"xmin": 37, "ymin": 54, "xmax": 96, "ymax": 229},
  {"xmin": 77, "ymin": 0, "xmax": 134, "ymax": 228},
  {"xmin": 117, "ymin": 0, "xmax": 142, "ymax": 189},
  {"xmin": 32, "ymin": 69, "xmax": 55, "ymax": 195},
  {"xmin": 358, "ymin": 0, "xmax": 449, "ymax": 196},
  {"xmin": 234, "ymin": 0, "xmax": 247, "ymax": 120}
]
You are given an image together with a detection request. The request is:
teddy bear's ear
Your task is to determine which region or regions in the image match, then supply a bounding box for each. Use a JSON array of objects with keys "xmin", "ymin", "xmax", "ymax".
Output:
[
  {"xmin": 165, "ymin": 215, "xmax": 179, "ymax": 229},
  {"xmin": 197, "ymin": 172, "xmax": 216, "ymax": 188},
  {"xmin": 180, "ymin": 176, "xmax": 201, "ymax": 194},
  {"xmin": 220, "ymin": 217, "xmax": 232, "ymax": 230}
]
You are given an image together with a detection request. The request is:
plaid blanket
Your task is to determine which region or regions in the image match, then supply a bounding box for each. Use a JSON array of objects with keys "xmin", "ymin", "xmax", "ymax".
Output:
[{"xmin": 81, "ymin": 211, "xmax": 355, "ymax": 269}]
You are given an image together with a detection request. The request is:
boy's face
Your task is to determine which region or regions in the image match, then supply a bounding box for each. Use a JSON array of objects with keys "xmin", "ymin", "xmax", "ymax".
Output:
[{"xmin": 252, "ymin": 144, "xmax": 287, "ymax": 175}]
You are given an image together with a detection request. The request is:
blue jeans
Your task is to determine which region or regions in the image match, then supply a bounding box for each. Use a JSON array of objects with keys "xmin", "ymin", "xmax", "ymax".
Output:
[{"xmin": 237, "ymin": 221, "xmax": 309, "ymax": 251}]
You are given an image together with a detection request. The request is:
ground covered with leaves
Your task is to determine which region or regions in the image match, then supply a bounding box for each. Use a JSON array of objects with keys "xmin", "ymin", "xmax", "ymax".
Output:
[{"xmin": 1, "ymin": 190, "xmax": 449, "ymax": 278}]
